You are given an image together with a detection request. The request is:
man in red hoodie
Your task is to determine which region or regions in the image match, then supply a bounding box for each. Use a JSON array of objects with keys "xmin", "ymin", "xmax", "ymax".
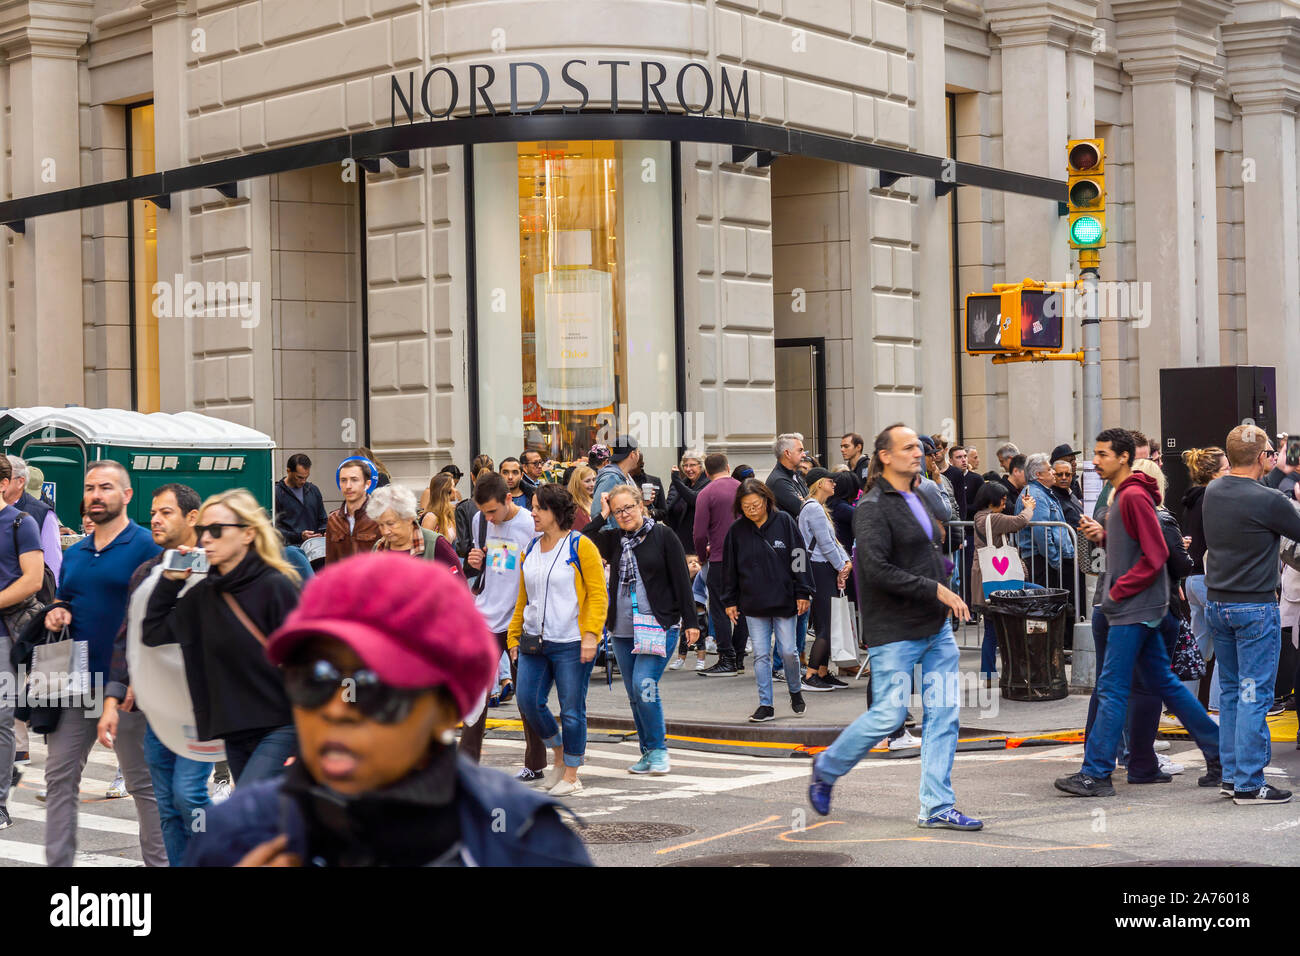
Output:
[{"xmin": 1055, "ymin": 428, "xmax": 1222, "ymax": 797}]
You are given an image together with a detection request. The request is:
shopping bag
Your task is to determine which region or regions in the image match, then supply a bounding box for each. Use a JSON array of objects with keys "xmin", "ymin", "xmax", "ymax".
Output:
[
  {"xmin": 828, "ymin": 591, "xmax": 859, "ymax": 664},
  {"xmin": 1170, "ymin": 617, "xmax": 1207, "ymax": 681},
  {"xmin": 977, "ymin": 512, "xmax": 1024, "ymax": 598},
  {"xmin": 27, "ymin": 628, "xmax": 91, "ymax": 706}
]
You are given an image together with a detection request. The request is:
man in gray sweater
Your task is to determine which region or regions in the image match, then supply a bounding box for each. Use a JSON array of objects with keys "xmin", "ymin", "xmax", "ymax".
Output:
[{"xmin": 1202, "ymin": 424, "xmax": 1300, "ymax": 805}]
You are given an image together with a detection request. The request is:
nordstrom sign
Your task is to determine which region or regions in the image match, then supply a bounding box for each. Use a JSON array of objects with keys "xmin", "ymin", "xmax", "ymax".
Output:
[{"xmin": 390, "ymin": 59, "xmax": 751, "ymax": 125}]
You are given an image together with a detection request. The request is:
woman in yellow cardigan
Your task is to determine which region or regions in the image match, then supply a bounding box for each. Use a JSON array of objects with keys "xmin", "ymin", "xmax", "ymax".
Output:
[{"xmin": 507, "ymin": 483, "xmax": 608, "ymax": 797}]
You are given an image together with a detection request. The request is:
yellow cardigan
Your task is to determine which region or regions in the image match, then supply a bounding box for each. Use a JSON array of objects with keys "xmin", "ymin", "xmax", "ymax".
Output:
[{"xmin": 506, "ymin": 532, "xmax": 608, "ymax": 649}]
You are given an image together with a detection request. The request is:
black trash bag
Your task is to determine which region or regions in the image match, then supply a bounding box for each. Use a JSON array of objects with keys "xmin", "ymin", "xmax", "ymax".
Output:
[{"xmin": 985, "ymin": 588, "xmax": 1070, "ymax": 618}]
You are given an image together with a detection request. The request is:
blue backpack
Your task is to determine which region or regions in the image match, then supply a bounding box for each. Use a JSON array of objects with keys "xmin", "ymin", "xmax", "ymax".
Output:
[{"xmin": 523, "ymin": 531, "xmax": 585, "ymax": 582}]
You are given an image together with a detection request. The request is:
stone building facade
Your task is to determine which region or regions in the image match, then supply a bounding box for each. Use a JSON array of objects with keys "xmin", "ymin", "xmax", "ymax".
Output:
[{"xmin": 0, "ymin": 0, "xmax": 1293, "ymax": 498}]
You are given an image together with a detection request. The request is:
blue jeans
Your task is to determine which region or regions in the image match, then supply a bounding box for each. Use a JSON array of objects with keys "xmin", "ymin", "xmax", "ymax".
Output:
[
  {"xmin": 746, "ymin": 616, "xmax": 801, "ymax": 706},
  {"xmin": 1081, "ymin": 622, "xmax": 1220, "ymax": 779},
  {"xmin": 142, "ymin": 724, "xmax": 212, "ymax": 866},
  {"xmin": 818, "ymin": 622, "xmax": 963, "ymax": 819},
  {"xmin": 516, "ymin": 640, "xmax": 595, "ymax": 768},
  {"xmin": 980, "ymin": 615, "xmax": 997, "ymax": 676},
  {"xmin": 225, "ymin": 726, "xmax": 298, "ymax": 785},
  {"xmin": 612, "ymin": 631, "xmax": 676, "ymax": 753},
  {"xmin": 1182, "ymin": 575, "xmax": 1221, "ymax": 708},
  {"xmin": 795, "ymin": 610, "xmax": 809, "ymax": 658},
  {"xmin": 1207, "ymin": 601, "xmax": 1280, "ymax": 792}
]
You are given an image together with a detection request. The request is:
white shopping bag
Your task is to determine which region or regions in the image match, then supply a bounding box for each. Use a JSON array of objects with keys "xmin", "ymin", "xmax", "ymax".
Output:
[
  {"xmin": 26, "ymin": 630, "xmax": 91, "ymax": 706},
  {"xmin": 977, "ymin": 512, "xmax": 1024, "ymax": 599},
  {"xmin": 828, "ymin": 591, "xmax": 859, "ymax": 664}
]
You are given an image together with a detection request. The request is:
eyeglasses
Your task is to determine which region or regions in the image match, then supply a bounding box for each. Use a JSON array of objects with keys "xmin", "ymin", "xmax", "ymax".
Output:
[
  {"xmin": 283, "ymin": 659, "xmax": 424, "ymax": 724},
  {"xmin": 612, "ymin": 505, "xmax": 639, "ymax": 518},
  {"xmin": 1263, "ymin": 448, "xmax": 1278, "ymax": 460},
  {"xmin": 194, "ymin": 522, "xmax": 248, "ymax": 540}
]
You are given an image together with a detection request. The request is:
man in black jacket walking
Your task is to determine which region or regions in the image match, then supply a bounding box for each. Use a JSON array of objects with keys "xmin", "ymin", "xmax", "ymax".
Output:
[
  {"xmin": 808, "ymin": 424, "xmax": 982, "ymax": 830},
  {"xmin": 274, "ymin": 454, "xmax": 327, "ymax": 548},
  {"xmin": 766, "ymin": 433, "xmax": 810, "ymax": 519}
]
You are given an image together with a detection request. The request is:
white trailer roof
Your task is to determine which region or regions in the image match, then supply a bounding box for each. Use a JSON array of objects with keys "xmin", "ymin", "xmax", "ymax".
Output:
[{"xmin": 2, "ymin": 407, "xmax": 276, "ymax": 450}]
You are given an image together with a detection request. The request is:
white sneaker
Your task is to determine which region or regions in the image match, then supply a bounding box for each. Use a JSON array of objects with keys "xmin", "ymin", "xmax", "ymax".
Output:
[
  {"xmin": 705, "ymin": 638, "xmax": 717, "ymax": 653},
  {"xmin": 211, "ymin": 779, "xmax": 234, "ymax": 804},
  {"xmin": 105, "ymin": 773, "xmax": 128, "ymax": 799},
  {"xmin": 1153, "ymin": 739, "xmax": 1170, "ymax": 752},
  {"xmin": 668, "ymin": 657, "xmax": 685, "ymax": 671},
  {"xmin": 888, "ymin": 729, "xmax": 921, "ymax": 750},
  {"xmin": 1157, "ymin": 753, "xmax": 1184, "ymax": 775},
  {"xmin": 550, "ymin": 778, "xmax": 584, "ymax": 798},
  {"xmin": 746, "ymin": 639, "xmax": 753, "ymax": 654},
  {"xmin": 695, "ymin": 658, "xmax": 708, "ymax": 671}
]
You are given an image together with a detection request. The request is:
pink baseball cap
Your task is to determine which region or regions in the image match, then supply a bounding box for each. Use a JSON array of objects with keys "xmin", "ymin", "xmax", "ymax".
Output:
[{"xmin": 266, "ymin": 552, "xmax": 498, "ymax": 720}]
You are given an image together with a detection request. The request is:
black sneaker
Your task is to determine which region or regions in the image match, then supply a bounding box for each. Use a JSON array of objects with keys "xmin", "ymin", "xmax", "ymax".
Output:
[
  {"xmin": 1126, "ymin": 771, "xmax": 1172, "ymax": 784},
  {"xmin": 802, "ymin": 674, "xmax": 835, "ymax": 692},
  {"xmin": 10, "ymin": 766, "xmax": 20, "ymax": 789},
  {"xmin": 749, "ymin": 706, "xmax": 776, "ymax": 723},
  {"xmin": 735, "ymin": 661, "xmax": 746, "ymax": 675},
  {"xmin": 514, "ymin": 768, "xmax": 547, "ymax": 785},
  {"xmin": 1197, "ymin": 759, "xmax": 1222, "ymax": 788},
  {"xmin": 904, "ymin": 712, "xmax": 917, "ymax": 728},
  {"xmin": 791, "ymin": 692, "xmax": 806, "ymax": 717},
  {"xmin": 699, "ymin": 660, "xmax": 739, "ymax": 677},
  {"xmin": 824, "ymin": 674, "xmax": 848, "ymax": 688},
  {"xmin": 1233, "ymin": 784, "xmax": 1293, "ymax": 806},
  {"xmin": 1266, "ymin": 702, "xmax": 1286, "ymax": 717},
  {"xmin": 1054, "ymin": 772, "xmax": 1116, "ymax": 797},
  {"xmin": 0, "ymin": 806, "xmax": 9, "ymax": 831}
]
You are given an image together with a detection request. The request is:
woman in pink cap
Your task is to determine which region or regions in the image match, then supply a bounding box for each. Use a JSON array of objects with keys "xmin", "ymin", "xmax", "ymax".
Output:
[{"xmin": 183, "ymin": 553, "xmax": 591, "ymax": 867}]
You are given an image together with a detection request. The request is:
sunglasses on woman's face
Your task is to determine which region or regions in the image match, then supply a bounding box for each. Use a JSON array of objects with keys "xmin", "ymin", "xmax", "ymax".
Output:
[
  {"xmin": 283, "ymin": 659, "xmax": 424, "ymax": 724},
  {"xmin": 194, "ymin": 522, "xmax": 248, "ymax": 540}
]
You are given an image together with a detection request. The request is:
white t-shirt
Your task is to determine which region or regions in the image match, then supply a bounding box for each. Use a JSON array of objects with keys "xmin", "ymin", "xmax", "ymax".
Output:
[
  {"xmin": 521, "ymin": 534, "xmax": 581, "ymax": 643},
  {"xmin": 472, "ymin": 507, "xmax": 537, "ymax": 634}
]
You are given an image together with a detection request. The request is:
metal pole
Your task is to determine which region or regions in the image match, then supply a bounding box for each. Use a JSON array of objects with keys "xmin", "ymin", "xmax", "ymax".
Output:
[{"xmin": 1072, "ymin": 246, "xmax": 1102, "ymax": 692}]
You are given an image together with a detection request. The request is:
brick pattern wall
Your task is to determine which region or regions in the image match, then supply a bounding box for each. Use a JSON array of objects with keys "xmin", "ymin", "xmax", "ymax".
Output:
[{"xmin": 1216, "ymin": 119, "xmax": 1246, "ymax": 366}]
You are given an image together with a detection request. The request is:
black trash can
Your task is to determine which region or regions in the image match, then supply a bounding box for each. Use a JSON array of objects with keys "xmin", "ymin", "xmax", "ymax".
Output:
[{"xmin": 986, "ymin": 588, "xmax": 1071, "ymax": 701}]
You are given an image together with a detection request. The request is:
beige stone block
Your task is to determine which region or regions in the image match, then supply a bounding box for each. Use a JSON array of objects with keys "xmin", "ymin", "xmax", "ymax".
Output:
[
  {"xmin": 430, "ymin": 226, "xmax": 451, "ymax": 279},
  {"xmin": 851, "ymin": 0, "xmax": 874, "ymax": 40},
  {"xmin": 693, "ymin": 167, "xmax": 715, "ymax": 220},
  {"xmin": 420, "ymin": 337, "xmax": 443, "ymax": 389},
  {"xmin": 280, "ymin": 202, "xmax": 351, "ymax": 254},
  {"xmin": 873, "ymin": 0, "xmax": 908, "ymax": 51},
  {"xmin": 873, "ymin": 292, "xmax": 912, "ymax": 339},
  {"xmin": 772, "ymin": 192, "xmax": 841, "ymax": 245},
  {"xmin": 871, "ymin": 242, "xmax": 893, "ymax": 289},
  {"xmin": 278, "ymin": 250, "xmax": 306, "ymax": 300},
  {"xmin": 721, "ymin": 387, "xmax": 776, "ymax": 441},
  {"xmin": 721, "ymin": 224, "xmax": 748, "ymax": 276},
  {"xmin": 770, "ymin": 156, "xmax": 839, "ymax": 198},
  {"xmin": 854, "ymin": 93, "xmax": 877, "ymax": 140},
  {"xmin": 223, "ymin": 19, "xmax": 390, "ymax": 104},
  {"xmin": 716, "ymin": 7, "xmax": 743, "ymax": 58},
  {"xmin": 194, "ymin": 107, "xmax": 240, "ymax": 159},
  {"xmin": 265, "ymin": 85, "xmax": 347, "ymax": 145},
  {"xmin": 367, "ymin": 176, "xmax": 425, "ymax": 231},
  {"xmin": 200, "ymin": 204, "xmax": 251, "ymax": 257},
  {"xmin": 374, "ymin": 0, "xmax": 419, "ymax": 12},
  {"xmin": 346, "ymin": 78, "xmax": 373, "ymax": 129},
  {"xmin": 225, "ymin": 252, "xmax": 252, "ymax": 286},
  {"xmin": 194, "ymin": 62, "xmax": 222, "ymax": 110},
  {"xmin": 875, "ymin": 97, "xmax": 910, "ymax": 148},
  {"xmin": 262, "ymin": 0, "xmax": 342, "ymax": 44},
  {"xmin": 783, "ymin": 77, "xmax": 854, "ymax": 136},
  {"xmin": 370, "ymin": 284, "xmax": 427, "ymax": 336},
  {"xmin": 892, "ymin": 247, "xmax": 913, "ymax": 290},
  {"xmin": 196, "ymin": 8, "xmax": 238, "ymax": 58},
  {"xmin": 391, "ymin": 12, "xmax": 421, "ymax": 65},
  {"xmin": 696, "ymin": 276, "xmax": 717, "ymax": 331},
  {"xmin": 894, "ymin": 343, "xmax": 917, "ymax": 387},
  {"xmin": 747, "ymin": 227, "xmax": 773, "ymax": 279},
  {"xmin": 201, "ymin": 355, "xmax": 228, "ymax": 403},
  {"xmin": 722, "ymin": 277, "xmax": 774, "ymax": 331},
  {"xmin": 370, "ymin": 392, "xmax": 430, "ymax": 445},
  {"xmin": 743, "ymin": 12, "xmax": 881, "ymax": 92},
  {"xmin": 721, "ymin": 331, "xmax": 751, "ymax": 384},
  {"xmin": 369, "ymin": 340, "xmax": 399, "ymax": 391},
  {"xmin": 871, "ymin": 194, "xmax": 910, "ymax": 243},
  {"xmin": 227, "ymin": 352, "xmax": 255, "ymax": 401},
  {"xmin": 720, "ymin": 171, "xmax": 770, "ymax": 225},
  {"xmin": 240, "ymin": 101, "xmax": 266, "ymax": 150},
  {"xmin": 760, "ymin": 71, "xmax": 784, "ymax": 123},
  {"xmin": 786, "ymin": 0, "xmax": 854, "ymax": 34},
  {"xmin": 874, "ymin": 341, "xmax": 896, "ymax": 385},
  {"xmin": 696, "ymin": 223, "xmax": 716, "ymax": 274},
  {"xmin": 889, "ymin": 53, "xmax": 908, "ymax": 100},
  {"xmin": 749, "ymin": 334, "xmax": 775, "ymax": 385},
  {"xmin": 238, "ymin": 2, "xmax": 262, "ymax": 48},
  {"xmin": 287, "ymin": 349, "xmax": 354, "ymax": 399},
  {"xmin": 304, "ymin": 252, "xmax": 352, "ymax": 302},
  {"xmin": 429, "ymin": 171, "xmax": 449, "ymax": 223},
  {"xmin": 694, "ymin": 333, "xmax": 717, "ymax": 384},
  {"xmin": 394, "ymin": 229, "xmax": 427, "ymax": 281},
  {"xmin": 772, "ymin": 241, "xmax": 843, "ymax": 294},
  {"xmin": 430, "ymin": 280, "xmax": 452, "ymax": 334},
  {"xmin": 368, "ymin": 234, "xmax": 396, "ymax": 284},
  {"xmin": 343, "ymin": 0, "xmax": 370, "ymax": 22}
]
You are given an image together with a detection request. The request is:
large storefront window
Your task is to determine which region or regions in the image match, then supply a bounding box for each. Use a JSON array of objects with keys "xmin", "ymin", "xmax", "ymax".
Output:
[
  {"xmin": 473, "ymin": 140, "xmax": 677, "ymax": 478},
  {"xmin": 128, "ymin": 103, "xmax": 159, "ymax": 413}
]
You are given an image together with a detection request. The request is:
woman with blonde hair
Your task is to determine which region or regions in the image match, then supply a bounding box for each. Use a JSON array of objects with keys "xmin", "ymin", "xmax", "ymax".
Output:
[
  {"xmin": 420, "ymin": 472, "xmax": 459, "ymax": 543},
  {"xmin": 143, "ymin": 489, "xmax": 302, "ymax": 785},
  {"xmin": 567, "ymin": 464, "xmax": 596, "ymax": 532}
]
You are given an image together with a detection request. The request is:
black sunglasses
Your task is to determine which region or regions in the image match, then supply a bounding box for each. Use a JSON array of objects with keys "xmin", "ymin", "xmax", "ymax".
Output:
[
  {"xmin": 195, "ymin": 522, "xmax": 248, "ymax": 540},
  {"xmin": 283, "ymin": 659, "xmax": 424, "ymax": 724}
]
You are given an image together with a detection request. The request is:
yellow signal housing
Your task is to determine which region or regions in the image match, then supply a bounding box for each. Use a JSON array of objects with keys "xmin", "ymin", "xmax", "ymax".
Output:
[{"xmin": 1066, "ymin": 138, "xmax": 1106, "ymax": 249}]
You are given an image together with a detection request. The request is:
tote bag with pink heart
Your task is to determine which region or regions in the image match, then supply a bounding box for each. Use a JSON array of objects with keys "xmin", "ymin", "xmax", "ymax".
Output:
[{"xmin": 978, "ymin": 512, "xmax": 1024, "ymax": 598}]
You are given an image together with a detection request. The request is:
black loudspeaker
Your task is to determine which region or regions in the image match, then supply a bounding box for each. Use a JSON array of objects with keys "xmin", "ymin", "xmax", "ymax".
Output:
[{"xmin": 1159, "ymin": 366, "xmax": 1276, "ymax": 526}]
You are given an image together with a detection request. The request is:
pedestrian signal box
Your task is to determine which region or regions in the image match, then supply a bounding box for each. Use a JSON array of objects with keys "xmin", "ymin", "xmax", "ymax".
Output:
[{"xmin": 964, "ymin": 280, "xmax": 1063, "ymax": 355}]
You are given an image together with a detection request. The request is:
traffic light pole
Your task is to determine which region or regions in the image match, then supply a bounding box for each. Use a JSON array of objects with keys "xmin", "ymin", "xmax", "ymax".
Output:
[{"xmin": 1079, "ymin": 247, "xmax": 1101, "ymax": 452}]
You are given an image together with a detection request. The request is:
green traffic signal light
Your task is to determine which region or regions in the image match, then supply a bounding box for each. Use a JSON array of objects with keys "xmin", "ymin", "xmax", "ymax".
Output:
[{"xmin": 1070, "ymin": 215, "xmax": 1104, "ymax": 246}]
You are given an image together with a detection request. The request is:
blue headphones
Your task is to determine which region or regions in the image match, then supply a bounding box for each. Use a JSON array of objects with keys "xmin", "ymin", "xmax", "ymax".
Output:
[{"xmin": 335, "ymin": 456, "xmax": 379, "ymax": 495}]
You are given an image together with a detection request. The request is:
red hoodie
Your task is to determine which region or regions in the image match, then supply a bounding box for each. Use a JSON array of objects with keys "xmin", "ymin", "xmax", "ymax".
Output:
[{"xmin": 1106, "ymin": 472, "xmax": 1169, "ymax": 602}]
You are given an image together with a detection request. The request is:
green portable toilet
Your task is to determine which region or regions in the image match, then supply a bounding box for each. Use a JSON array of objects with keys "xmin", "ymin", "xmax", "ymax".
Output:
[{"xmin": 1, "ymin": 407, "xmax": 276, "ymax": 529}]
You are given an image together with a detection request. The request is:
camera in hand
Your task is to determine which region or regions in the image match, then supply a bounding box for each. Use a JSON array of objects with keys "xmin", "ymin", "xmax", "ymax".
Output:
[
  {"xmin": 162, "ymin": 548, "xmax": 209, "ymax": 574},
  {"xmin": 1287, "ymin": 435, "xmax": 1300, "ymax": 468}
]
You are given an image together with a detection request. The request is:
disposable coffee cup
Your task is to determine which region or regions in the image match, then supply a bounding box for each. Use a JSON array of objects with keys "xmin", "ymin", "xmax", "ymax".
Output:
[{"xmin": 641, "ymin": 483, "xmax": 654, "ymax": 501}]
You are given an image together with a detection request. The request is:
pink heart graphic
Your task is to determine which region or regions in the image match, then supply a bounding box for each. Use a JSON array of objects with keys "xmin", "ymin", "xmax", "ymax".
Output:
[{"xmin": 992, "ymin": 556, "xmax": 1010, "ymax": 576}]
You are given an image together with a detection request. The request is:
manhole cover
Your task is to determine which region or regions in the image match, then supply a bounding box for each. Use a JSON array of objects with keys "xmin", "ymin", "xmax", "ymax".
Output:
[
  {"xmin": 663, "ymin": 851, "xmax": 854, "ymax": 867},
  {"xmin": 576, "ymin": 822, "xmax": 696, "ymax": 844},
  {"xmin": 1095, "ymin": 860, "xmax": 1270, "ymax": 867}
]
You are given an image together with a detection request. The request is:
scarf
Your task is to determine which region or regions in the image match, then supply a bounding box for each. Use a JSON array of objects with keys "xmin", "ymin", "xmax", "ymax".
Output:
[{"xmin": 618, "ymin": 514, "xmax": 655, "ymax": 598}]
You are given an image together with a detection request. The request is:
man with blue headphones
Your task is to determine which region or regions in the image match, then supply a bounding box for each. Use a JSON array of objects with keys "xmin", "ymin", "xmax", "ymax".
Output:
[{"xmin": 325, "ymin": 456, "xmax": 381, "ymax": 564}]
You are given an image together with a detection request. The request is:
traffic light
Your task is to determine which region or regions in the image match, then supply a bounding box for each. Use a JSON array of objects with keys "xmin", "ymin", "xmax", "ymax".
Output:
[
  {"xmin": 1066, "ymin": 138, "xmax": 1105, "ymax": 249},
  {"xmin": 964, "ymin": 280, "xmax": 1064, "ymax": 355}
]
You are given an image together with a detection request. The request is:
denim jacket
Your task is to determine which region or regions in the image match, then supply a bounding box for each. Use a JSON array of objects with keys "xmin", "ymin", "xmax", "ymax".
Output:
[{"xmin": 1015, "ymin": 480, "xmax": 1074, "ymax": 566}]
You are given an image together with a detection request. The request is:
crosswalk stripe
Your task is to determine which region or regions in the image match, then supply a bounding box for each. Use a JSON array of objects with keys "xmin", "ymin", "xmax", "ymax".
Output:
[
  {"xmin": 0, "ymin": 840, "xmax": 142, "ymax": 867},
  {"xmin": 5, "ymin": 802, "xmax": 141, "ymax": 835}
]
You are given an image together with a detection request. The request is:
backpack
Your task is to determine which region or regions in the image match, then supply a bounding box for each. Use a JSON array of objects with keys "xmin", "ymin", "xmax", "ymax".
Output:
[
  {"xmin": 468, "ymin": 511, "xmax": 490, "ymax": 596},
  {"xmin": 11, "ymin": 515, "xmax": 55, "ymax": 603},
  {"xmin": 523, "ymin": 531, "xmax": 585, "ymax": 582},
  {"xmin": 3, "ymin": 514, "xmax": 55, "ymax": 640}
]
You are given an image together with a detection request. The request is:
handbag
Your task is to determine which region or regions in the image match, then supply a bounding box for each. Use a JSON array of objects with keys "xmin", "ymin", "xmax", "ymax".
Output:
[
  {"xmin": 631, "ymin": 590, "xmax": 668, "ymax": 657},
  {"xmin": 1171, "ymin": 617, "xmax": 1207, "ymax": 681},
  {"xmin": 518, "ymin": 632, "xmax": 544, "ymax": 656},
  {"xmin": 26, "ymin": 626, "xmax": 91, "ymax": 707},
  {"xmin": 977, "ymin": 512, "xmax": 1024, "ymax": 598}
]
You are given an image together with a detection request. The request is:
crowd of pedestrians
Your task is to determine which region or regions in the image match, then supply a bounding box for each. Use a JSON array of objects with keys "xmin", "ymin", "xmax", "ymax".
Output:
[{"xmin": 1, "ymin": 409, "xmax": 1298, "ymax": 869}]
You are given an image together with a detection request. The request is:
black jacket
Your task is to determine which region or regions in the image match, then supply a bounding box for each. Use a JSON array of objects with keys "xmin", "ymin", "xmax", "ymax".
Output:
[
  {"xmin": 719, "ymin": 510, "xmax": 815, "ymax": 617},
  {"xmin": 1159, "ymin": 507, "xmax": 1195, "ymax": 620},
  {"xmin": 765, "ymin": 463, "xmax": 808, "ymax": 519},
  {"xmin": 853, "ymin": 481, "xmax": 947, "ymax": 647},
  {"xmin": 1181, "ymin": 484, "xmax": 1207, "ymax": 575},
  {"xmin": 665, "ymin": 472, "xmax": 709, "ymax": 555},
  {"xmin": 585, "ymin": 521, "xmax": 700, "ymax": 632},
  {"xmin": 454, "ymin": 497, "xmax": 478, "ymax": 561},
  {"xmin": 274, "ymin": 478, "xmax": 328, "ymax": 546},
  {"xmin": 143, "ymin": 551, "xmax": 299, "ymax": 741},
  {"xmin": 1051, "ymin": 484, "xmax": 1083, "ymax": 532},
  {"xmin": 943, "ymin": 466, "xmax": 984, "ymax": 521}
]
